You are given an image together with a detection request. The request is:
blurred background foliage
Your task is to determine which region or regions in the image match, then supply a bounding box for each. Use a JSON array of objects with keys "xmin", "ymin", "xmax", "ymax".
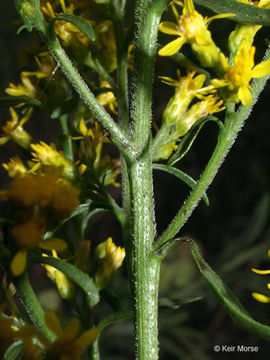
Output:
[{"xmin": 1, "ymin": 2, "xmax": 270, "ymax": 359}]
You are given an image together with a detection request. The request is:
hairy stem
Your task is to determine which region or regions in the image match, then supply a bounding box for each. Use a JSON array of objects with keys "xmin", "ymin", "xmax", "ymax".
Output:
[
  {"xmin": 125, "ymin": 1, "xmax": 168, "ymax": 358},
  {"xmin": 46, "ymin": 28, "xmax": 135, "ymax": 159}
]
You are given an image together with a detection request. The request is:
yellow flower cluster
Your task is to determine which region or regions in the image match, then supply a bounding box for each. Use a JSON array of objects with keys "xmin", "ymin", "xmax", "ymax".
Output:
[
  {"xmin": 152, "ymin": 70, "xmax": 224, "ymax": 161},
  {"xmin": 211, "ymin": 43, "xmax": 270, "ymax": 106},
  {"xmin": 0, "ymin": 107, "xmax": 33, "ymax": 149},
  {"xmin": 74, "ymin": 118, "xmax": 121, "ymax": 187},
  {"xmin": 5, "ymin": 52, "xmax": 59, "ymax": 106},
  {"xmin": 8, "ymin": 170, "xmax": 80, "ymax": 216},
  {"xmin": 158, "ymin": 0, "xmax": 270, "ymax": 107},
  {"xmin": 31, "ymin": 141, "xmax": 77, "ymax": 179},
  {"xmin": 251, "ymin": 250, "xmax": 270, "ymax": 303},
  {"xmin": 17, "ymin": 310, "xmax": 99, "ymax": 360},
  {"xmin": 158, "ymin": 0, "xmax": 233, "ymax": 68},
  {"xmin": 1, "ymin": 169, "xmax": 79, "ymax": 276}
]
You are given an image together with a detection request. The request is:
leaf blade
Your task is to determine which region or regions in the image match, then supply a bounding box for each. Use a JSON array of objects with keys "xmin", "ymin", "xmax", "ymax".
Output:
[
  {"xmin": 49, "ymin": 14, "xmax": 96, "ymax": 41},
  {"xmin": 187, "ymin": 238, "xmax": 270, "ymax": 340},
  {"xmin": 152, "ymin": 163, "xmax": 209, "ymax": 206},
  {"xmin": 31, "ymin": 256, "xmax": 99, "ymax": 306},
  {"xmin": 194, "ymin": 0, "xmax": 270, "ymax": 25}
]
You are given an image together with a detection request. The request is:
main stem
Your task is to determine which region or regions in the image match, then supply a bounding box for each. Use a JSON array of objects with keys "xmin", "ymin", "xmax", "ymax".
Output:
[
  {"xmin": 127, "ymin": 153, "xmax": 161, "ymax": 360},
  {"xmin": 125, "ymin": 1, "xmax": 168, "ymax": 358}
]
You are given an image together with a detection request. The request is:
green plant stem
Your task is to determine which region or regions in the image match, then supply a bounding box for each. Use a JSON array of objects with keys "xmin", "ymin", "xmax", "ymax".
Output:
[
  {"xmin": 46, "ymin": 29, "xmax": 135, "ymax": 160},
  {"xmin": 59, "ymin": 114, "xmax": 73, "ymax": 160},
  {"xmin": 154, "ymin": 45, "xmax": 270, "ymax": 255},
  {"xmin": 13, "ymin": 272, "xmax": 56, "ymax": 342},
  {"xmin": 90, "ymin": 339, "xmax": 100, "ymax": 360},
  {"xmin": 124, "ymin": 1, "xmax": 168, "ymax": 359},
  {"xmin": 127, "ymin": 156, "xmax": 161, "ymax": 360}
]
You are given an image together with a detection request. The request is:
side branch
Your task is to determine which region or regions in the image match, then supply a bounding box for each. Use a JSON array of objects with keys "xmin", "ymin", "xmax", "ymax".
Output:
[
  {"xmin": 154, "ymin": 44, "xmax": 270, "ymax": 254},
  {"xmin": 46, "ymin": 31, "xmax": 135, "ymax": 159}
]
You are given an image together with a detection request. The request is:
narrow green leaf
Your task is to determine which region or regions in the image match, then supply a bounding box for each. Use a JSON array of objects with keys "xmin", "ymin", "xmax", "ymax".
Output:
[
  {"xmin": 30, "ymin": 256, "xmax": 99, "ymax": 306},
  {"xmin": 49, "ymin": 14, "xmax": 96, "ymax": 41},
  {"xmin": 186, "ymin": 238, "xmax": 270, "ymax": 340},
  {"xmin": 153, "ymin": 163, "xmax": 209, "ymax": 206},
  {"xmin": 4, "ymin": 341, "xmax": 23, "ymax": 360},
  {"xmin": 168, "ymin": 116, "xmax": 224, "ymax": 167},
  {"xmin": 0, "ymin": 96, "xmax": 41, "ymax": 106},
  {"xmin": 194, "ymin": 0, "xmax": 270, "ymax": 25},
  {"xmin": 97, "ymin": 310, "xmax": 133, "ymax": 331}
]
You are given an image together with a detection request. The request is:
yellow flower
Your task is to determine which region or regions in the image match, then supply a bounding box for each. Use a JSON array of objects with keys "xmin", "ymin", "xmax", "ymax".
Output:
[
  {"xmin": 211, "ymin": 42, "xmax": 270, "ymax": 106},
  {"xmin": 251, "ymin": 250, "xmax": 270, "ymax": 303},
  {"xmin": 43, "ymin": 250, "xmax": 74, "ymax": 300},
  {"xmin": 229, "ymin": 0, "xmax": 270, "ymax": 57},
  {"xmin": 10, "ymin": 216, "xmax": 67, "ymax": 277},
  {"xmin": 44, "ymin": 310, "xmax": 99, "ymax": 359},
  {"xmin": 17, "ymin": 310, "xmax": 99, "ymax": 360},
  {"xmin": 5, "ymin": 54, "xmax": 54, "ymax": 100},
  {"xmin": 2, "ymin": 156, "xmax": 28, "ymax": 177},
  {"xmin": 0, "ymin": 107, "xmax": 33, "ymax": 149},
  {"xmin": 5, "ymin": 72, "xmax": 40, "ymax": 99},
  {"xmin": 31, "ymin": 141, "xmax": 77, "ymax": 179},
  {"xmin": 152, "ymin": 70, "xmax": 222, "ymax": 161},
  {"xmin": 160, "ymin": 70, "xmax": 214, "ymax": 127},
  {"xmin": 2, "ymin": 170, "xmax": 79, "ymax": 276},
  {"xmin": 177, "ymin": 95, "xmax": 224, "ymax": 136},
  {"xmin": 95, "ymin": 237, "xmax": 125, "ymax": 289},
  {"xmin": 96, "ymin": 79, "xmax": 118, "ymax": 114},
  {"xmin": 42, "ymin": 0, "xmax": 92, "ymax": 47},
  {"xmin": 50, "ymin": 179, "xmax": 80, "ymax": 217},
  {"xmin": 8, "ymin": 170, "xmax": 80, "ymax": 212},
  {"xmin": 75, "ymin": 118, "xmax": 109, "ymax": 166},
  {"xmin": 158, "ymin": 0, "xmax": 233, "ymax": 67},
  {"xmin": 75, "ymin": 119, "xmax": 120, "ymax": 187}
]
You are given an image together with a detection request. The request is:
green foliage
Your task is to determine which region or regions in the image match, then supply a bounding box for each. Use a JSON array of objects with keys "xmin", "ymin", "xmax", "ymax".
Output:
[{"xmin": 194, "ymin": 0, "xmax": 270, "ymax": 25}]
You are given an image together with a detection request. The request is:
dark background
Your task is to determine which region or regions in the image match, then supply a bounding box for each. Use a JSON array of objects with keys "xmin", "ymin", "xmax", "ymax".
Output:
[{"xmin": 1, "ymin": 2, "xmax": 270, "ymax": 359}]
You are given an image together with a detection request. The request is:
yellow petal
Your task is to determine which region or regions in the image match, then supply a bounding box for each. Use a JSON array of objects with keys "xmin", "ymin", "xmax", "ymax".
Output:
[
  {"xmin": 252, "ymin": 292, "xmax": 270, "ymax": 303},
  {"xmin": 251, "ymin": 268, "xmax": 270, "ymax": 275},
  {"xmin": 251, "ymin": 60, "xmax": 270, "ymax": 78},
  {"xmin": 19, "ymin": 108, "xmax": 33, "ymax": 127},
  {"xmin": 78, "ymin": 163, "xmax": 87, "ymax": 175},
  {"xmin": 11, "ymin": 250, "xmax": 27, "ymax": 276},
  {"xmin": 158, "ymin": 37, "xmax": 185, "ymax": 56},
  {"xmin": 158, "ymin": 22, "xmax": 179, "ymax": 35},
  {"xmin": 238, "ymin": 85, "xmax": 252, "ymax": 106},
  {"xmin": 184, "ymin": 0, "xmax": 195, "ymax": 14},
  {"xmin": 79, "ymin": 118, "xmax": 88, "ymax": 136},
  {"xmin": 207, "ymin": 13, "xmax": 236, "ymax": 24},
  {"xmin": 9, "ymin": 107, "xmax": 18, "ymax": 123},
  {"xmin": 39, "ymin": 238, "xmax": 67, "ymax": 251},
  {"xmin": 76, "ymin": 328, "xmax": 99, "ymax": 348},
  {"xmin": 0, "ymin": 136, "xmax": 10, "ymax": 145},
  {"xmin": 63, "ymin": 317, "xmax": 79, "ymax": 339},
  {"xmin": 45, "ymin": 310, "xmax": 63, "ymax": 337}
]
